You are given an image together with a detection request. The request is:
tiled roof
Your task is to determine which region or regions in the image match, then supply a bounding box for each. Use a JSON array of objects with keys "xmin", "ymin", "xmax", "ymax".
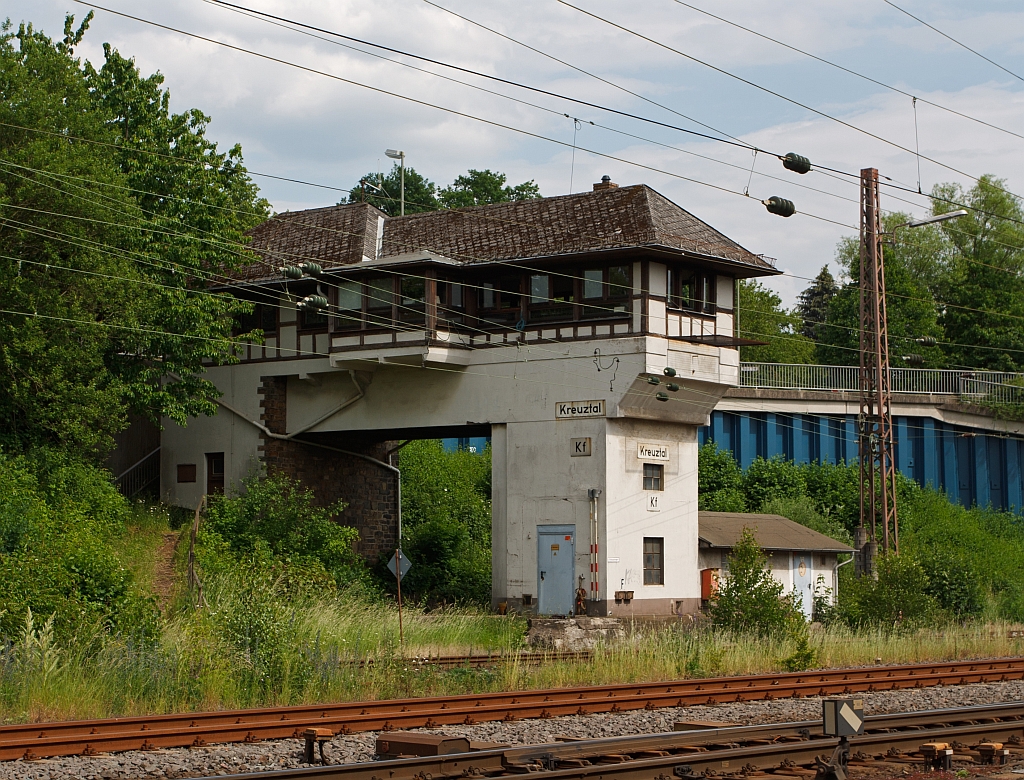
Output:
[
  {"xmin": 699, "ymin": 512, "xmax": 852, "ymax": 553},
  {"xmin": 236, "ymin": 184, "xmax": 775, "ymax": 284},
  {"xmin": 237, "ymin": 203, "xmax": 384, "ymax": 283}
]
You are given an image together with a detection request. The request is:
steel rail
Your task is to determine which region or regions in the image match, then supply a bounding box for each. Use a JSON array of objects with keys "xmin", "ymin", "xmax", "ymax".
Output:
[
  {"xmin": 3, "ymin": 658, "xmax": 1024, "ymax": 761},
  {"xmin": 184, "ymin": 702, "xmax": 1024, "ymax": 780}
]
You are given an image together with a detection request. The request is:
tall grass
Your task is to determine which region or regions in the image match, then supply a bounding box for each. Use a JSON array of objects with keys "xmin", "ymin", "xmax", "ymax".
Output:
[{"xmin": 1, "ymin": 580, "xmax": 1022, "ymax": 724}]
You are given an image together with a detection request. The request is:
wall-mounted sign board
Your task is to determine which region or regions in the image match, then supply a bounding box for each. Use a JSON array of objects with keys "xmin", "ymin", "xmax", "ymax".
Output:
[
  {"xmin": 637, "ymin": 442, "xmax": 670, "ymax": 461},
  {"xmin": 570, "ymin": 437, "xmax": 592, "ymax": 456},
  {"xmin": 556, "ymin": 400, "xmax": 605, "ymax": 419}
]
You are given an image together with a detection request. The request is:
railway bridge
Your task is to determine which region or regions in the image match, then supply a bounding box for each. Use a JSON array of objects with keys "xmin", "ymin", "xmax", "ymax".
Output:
[{"xmin": 703, "ymin": 363, "xmax": 1024, "ymax": 513}]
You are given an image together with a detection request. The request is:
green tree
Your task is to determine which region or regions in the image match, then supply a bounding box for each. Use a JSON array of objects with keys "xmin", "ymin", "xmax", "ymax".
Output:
[
  {"xmin": 815, "ymin": 212, "xmax": 945, "ymax": 367},
  {"xmin": 933, "ymin": 177, "xmax": 1024, "ymax": 371},
  {"xmin": 397, "ymin": 440, "xmax": 492, "ymax": 605},
  {"xmin": 697, "ymin": 441, "xmax": 746, "ymax": 511},
  {"xmin": 0, "ymin": 15, "xmax": 267, "ymax": 456},
  {"xmin": 796, "ymin": 266, "xmax": 837, "ymax": 340},
  {"xmin": 437, "ymin": 169, "xmax": 540, "ymax": 209},
  {"xmin": 737, "ymin": 279, "xmax": 814, "ymax": 363},
  {"xmin": 347, "ymin": 163, "xmax": 439, "ymax": 215},
  {"xmin": 741, "ymin": 456, "xmax": 805, "ymax": 511},
  {"xmin": 707, "ymin": 528, "xmax": 805, "ymax": 637}
]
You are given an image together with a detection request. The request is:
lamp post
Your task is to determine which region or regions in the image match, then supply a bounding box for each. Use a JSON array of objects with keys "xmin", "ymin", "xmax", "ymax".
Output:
[
  {"xmin": 385, "ymin": 149, "xmax": 405, "ymax": 216},
  {"xmin": 856, "ymin": 167, "xmax": 966, "ymax": 576}
]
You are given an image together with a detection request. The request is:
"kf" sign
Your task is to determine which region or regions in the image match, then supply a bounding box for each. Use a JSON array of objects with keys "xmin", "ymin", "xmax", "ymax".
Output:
[
  {"xmin": 570, "ymin": 437, "xmax": 592, "ymax": 457},
  {"xmin": 647, "ymin": 493, "xmax": 661, "ymax": 512}
]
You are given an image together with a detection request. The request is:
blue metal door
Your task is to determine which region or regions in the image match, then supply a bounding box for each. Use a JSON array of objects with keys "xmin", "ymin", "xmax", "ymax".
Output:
[
  {"xmin": 792, "ymin": 553, "xmax": 813, "ymax": 620},
  {"xmin": 538, "ymin": 524, "xmax": 575, "ymax": 616}
]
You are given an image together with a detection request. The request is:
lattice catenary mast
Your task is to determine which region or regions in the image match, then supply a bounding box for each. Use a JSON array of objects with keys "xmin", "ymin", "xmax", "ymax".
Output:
[{"xmin": 857, "ymin": 168, "xmax": 899, "ymax": 570}]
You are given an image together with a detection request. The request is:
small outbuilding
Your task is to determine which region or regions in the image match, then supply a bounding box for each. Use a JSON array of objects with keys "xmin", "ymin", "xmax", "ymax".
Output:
[{"xmin": 697, "ymin": 512, "xmax": 853, "ymax": 620}]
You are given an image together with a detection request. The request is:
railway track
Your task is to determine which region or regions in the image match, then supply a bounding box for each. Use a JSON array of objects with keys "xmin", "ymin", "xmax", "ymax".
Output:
[
  {"xmin": 201, "ymin": 701, "xmax": 1024, "ymax": 780},
  {"xmin": 355, "ymin": 650, "xmax": 593, "ymax": 669},
  {"xmin": 3, "ymin": 657, "xmax": 1023, "ymax": 761}
]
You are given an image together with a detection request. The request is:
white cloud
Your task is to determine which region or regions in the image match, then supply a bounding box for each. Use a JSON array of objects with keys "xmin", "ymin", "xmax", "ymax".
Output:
[{"xmin": 8, "ymin": 0, "xmax": 1024, "ymax": 303}]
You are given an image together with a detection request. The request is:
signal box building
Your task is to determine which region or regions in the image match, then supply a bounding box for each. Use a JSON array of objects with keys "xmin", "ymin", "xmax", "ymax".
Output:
[{"xmin": 161, "ymin": 179, "xmax": 781, "ymax": 616}]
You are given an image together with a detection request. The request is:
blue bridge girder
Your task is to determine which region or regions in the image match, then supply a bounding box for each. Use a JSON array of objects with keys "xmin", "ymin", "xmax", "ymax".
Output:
[{"xmin": 702, "ymin": 363, "xmax": 1024, "ymax": 514}]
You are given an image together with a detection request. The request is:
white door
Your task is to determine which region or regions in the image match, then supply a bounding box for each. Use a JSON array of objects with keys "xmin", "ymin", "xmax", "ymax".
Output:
[{"xmin": 792, "ymin": 553, "xmax": 813, "ymax": 620}]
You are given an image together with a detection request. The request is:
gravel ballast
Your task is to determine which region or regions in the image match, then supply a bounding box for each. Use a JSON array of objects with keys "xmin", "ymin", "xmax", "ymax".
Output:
[{"xmin": 3, "ymin": 680, "xmax": 1024, "ymax": 780}]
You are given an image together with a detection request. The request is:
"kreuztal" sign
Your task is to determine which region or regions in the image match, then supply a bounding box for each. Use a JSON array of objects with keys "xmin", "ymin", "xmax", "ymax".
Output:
[
  {"xmin": 555, "ymin": 400, "xmax": 605, "ymax": 419},
  {"xmin": 637, "ymin": 442, "xmax": 670, "ymax": 461}
]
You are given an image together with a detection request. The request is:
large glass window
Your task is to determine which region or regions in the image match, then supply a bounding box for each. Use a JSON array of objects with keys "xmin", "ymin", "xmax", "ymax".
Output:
[
  {"xmin": 643, "ymin": 538, "xmax": 664, "ymax": 586},
  {"xmin": 528, "ymin": 272, "xmax": 574, "ymax": 323},
  {"xmin": 667, "ymin": 267, "xmax": 715, "ymax": 314},
  {"xmin": 335, "ymin": 280, "xmax": 362, "ymax": 331},
  {"xmin": 235, "ymin": 301, "xmax": 277, "ymax": 336},
  {"xmin": 439, "ymin": 281, "xmax": 465, "ymax": 325},
  {"xmin": 399, "ymin": 276, "xmax": 426, "ymax": 324},
  {"xmin": 365, "ymin": 277, "xmax": 394, "ymax": 327},
  {"xmin": 299, "ymin": 305, "xmax": 328, "ymax": 330},
  {"xmin": 580, "ymin": 265, "xmax": 631, "ymax": 319},
  {"xmin": 478, "ymin": 277, "xmax": 521, "ymax": 325},
  {"xmin": 530, "ymin": 274, "xmax": 549, "ymax": 304}
]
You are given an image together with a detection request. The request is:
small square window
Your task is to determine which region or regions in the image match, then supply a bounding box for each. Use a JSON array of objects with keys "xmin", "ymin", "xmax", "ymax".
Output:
[
  {"xmin": 643, "ymin": 463, "xmax": 663, "ymax": 491},
  {"xmin": 644, "ymin": 537, "xmax": 664, "ymax": 586},
  {"xmin": 177, "ymin": 463, "xmax": 197, "ymax": 483}
]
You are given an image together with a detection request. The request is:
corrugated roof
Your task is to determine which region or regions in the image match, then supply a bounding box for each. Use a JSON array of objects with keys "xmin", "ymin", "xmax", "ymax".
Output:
[
  {"xmin": 699, "ymin": 512, "xmax": 852, "ymax": 553},
  {"xmin": 234, "ymin": 184, "xmax": 776, "ymax": 284}
]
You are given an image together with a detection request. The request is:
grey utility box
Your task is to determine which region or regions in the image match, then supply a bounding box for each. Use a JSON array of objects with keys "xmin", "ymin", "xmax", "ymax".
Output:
[{"xmin": 822, "ymin": 698, "xmax": 865, "ymax": 737}]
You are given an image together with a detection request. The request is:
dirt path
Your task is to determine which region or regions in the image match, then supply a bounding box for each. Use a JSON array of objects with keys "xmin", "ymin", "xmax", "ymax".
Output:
[{"xmin": 152, "ymin": 530, "xmax": 181, "ymax": 612}]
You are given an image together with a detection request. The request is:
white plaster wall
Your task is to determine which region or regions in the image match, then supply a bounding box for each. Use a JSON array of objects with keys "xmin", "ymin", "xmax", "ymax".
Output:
[
  {"xmin": 603, "ymin": 418, "xmax": 701, "ymax": 612},
  {"xmin": 160, "ymin": 357, "xmax": 332, "ymax": 507}
]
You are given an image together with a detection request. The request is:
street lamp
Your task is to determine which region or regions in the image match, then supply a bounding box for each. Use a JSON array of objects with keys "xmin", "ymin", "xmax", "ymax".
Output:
[
  {"xmin": 385, "ymin": 148, "xmax": 405, "ymax": 216},
  {"xmin": 893, "ymin": 209, "xmax": 968, "ymax": 232}
]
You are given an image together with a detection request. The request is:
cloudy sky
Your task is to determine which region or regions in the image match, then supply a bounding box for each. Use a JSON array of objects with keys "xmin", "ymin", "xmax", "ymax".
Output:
[{"xmin": 10, "ymin": 0, "xmax": 1024, "ymax": 303}]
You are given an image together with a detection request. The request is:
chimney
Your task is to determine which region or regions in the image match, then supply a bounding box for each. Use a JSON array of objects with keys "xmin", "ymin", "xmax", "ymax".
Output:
[{"xmin": 593, "ymin": 175, "xmax": 618, "ymax": 191}]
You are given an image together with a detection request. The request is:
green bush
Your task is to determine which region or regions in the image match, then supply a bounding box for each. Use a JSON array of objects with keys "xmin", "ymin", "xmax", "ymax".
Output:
[
  {"xmin": 742, "ymin": 456, "xmax": 805, "ymax": 511},
  {"xmin": 397, "ymin": 441, "xmax": 492, "ymax": 606},
  {"xmin": 760, "ymin": 495, "xmax": 852, "ymax": 545},
  {"xmin": 0, "ymin": 451, "xmax": 157, "ymax": 642},
  {"xmin": 698, "ymin": 442, "xmax": 746, "ymax": 511},
  {"xmin": 838, "ymin": 553, "xmax": 935, "ymax": 629},
  {"xmin": 801, "ymin": 461, "xmax": 860, "ymax": 534},
  {"xmin": 707, "ymin": 528, "xmax": 805, "ymax": 638},
  {"xmin": 203, "ymin": 471, "xmax": 367, "ymax": 589}
]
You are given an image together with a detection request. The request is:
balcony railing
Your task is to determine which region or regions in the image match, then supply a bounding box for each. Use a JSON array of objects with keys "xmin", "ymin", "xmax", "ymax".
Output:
[{"xmin": 739, "ymin": 363, "xmax": 1024, "ymax": 405}]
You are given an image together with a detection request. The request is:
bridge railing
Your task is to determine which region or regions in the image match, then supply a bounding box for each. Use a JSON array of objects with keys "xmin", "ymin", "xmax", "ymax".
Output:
[{"xmin": 739, "ymin": 363, "xmax": 1024, "ymax": 404}]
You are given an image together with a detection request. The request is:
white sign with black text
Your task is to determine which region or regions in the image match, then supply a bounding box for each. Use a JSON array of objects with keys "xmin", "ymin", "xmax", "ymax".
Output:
[
  {"xmin": 555, "ymin": 400, "xmax": 605, "ymax": 419},
  {"xmin": 647, "ymin": 493, "xmax": 662, "ymax": 512},
  {"xmin": 637, "ymin": 442, "xmax": 670, "ymax": 461},
  {"xmin": 570, "ymin": 437, "xmax": 592, "ymax": 457}
]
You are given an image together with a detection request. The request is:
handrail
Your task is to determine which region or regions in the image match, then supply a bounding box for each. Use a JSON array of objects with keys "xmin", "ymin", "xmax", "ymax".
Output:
[{"xmin": 738, "ymin": 363, "xmax": 1024, "ymax": 404}]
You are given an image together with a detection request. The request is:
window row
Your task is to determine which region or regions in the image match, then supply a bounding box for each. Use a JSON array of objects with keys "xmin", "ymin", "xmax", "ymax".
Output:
[
  {"xmin": 666, "ymin": 267, "xmax": 717, "ymax": 315},
  {"xmin": 236, "ymin": 264, "xmax": 720, "ymax": 334}
]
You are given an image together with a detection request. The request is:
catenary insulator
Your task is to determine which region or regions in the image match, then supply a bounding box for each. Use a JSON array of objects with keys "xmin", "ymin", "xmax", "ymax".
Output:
[
  {"xmin": 299, "ymin": 261, "xmax": 324, "ymax": 278},
  {"xmin": 280, "ymin": 265, "xmax": 303, "ymax": 280},
  {"xmin": 916, "ymin": 336, "xmax": 937, "ymax": 347},
  {"xmin": 298, "ymin": 294, "xmax": 329, "ymax": 311},
  {"xmin": 782, "ymin": 152, "xmax": 812, "ymax": 174},
  {"xmin": 655, "ymin": 392, "xmax": 669, "ymax": 402},
  {"xmin": 647, "ymin": 376, "xmax": 660, "ymax": 385},
  {"xmin": 667, "ymin": 383, "xmax": 680, "ymax": 392},
  {"xmin": 902, "ymin": 353, "xmax": 924, "ymax": 366},
  {"xmin": 663, "ymin": 367, "xmax": 677, "ymax": 377},
  {"xmin": 762, "ymin": 196, "xmax": 796, "ymax": 217}
]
